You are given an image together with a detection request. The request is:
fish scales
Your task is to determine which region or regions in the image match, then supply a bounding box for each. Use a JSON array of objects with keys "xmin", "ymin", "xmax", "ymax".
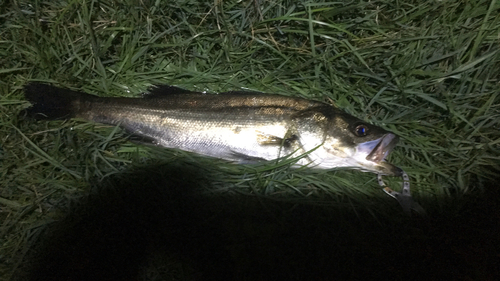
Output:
[
  {"xmin": 24, "ymin": 83, "xmax": 401, "ymax": 175},
  {"xmin": 77, "ymin": 94, "xmax": 319, "ymax": 161}
]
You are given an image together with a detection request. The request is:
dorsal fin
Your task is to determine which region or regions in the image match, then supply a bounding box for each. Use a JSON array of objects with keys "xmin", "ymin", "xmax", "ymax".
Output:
[
  {"xmin": 145, "ymin": 85, "xmax": 198, "ymax": 97},
  {"xmin": 146, "ymin": 85, "xmax": 269, "ymax": 98},
  {"xmin": 219, "ymin": 90, "xmax": 266, "ymax": 96}
]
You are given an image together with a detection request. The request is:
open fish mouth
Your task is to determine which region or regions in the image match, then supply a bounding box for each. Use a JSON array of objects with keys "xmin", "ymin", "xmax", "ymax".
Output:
[
  {"xmin": 354, "ymin": 133, "xmax": 400, "ymax": 176},
  {"xmin": 365, "ymin": 133, "xmax": 399, "ymax": 163},
  {"xmin": 358, "ymin": 133, "xmax": 399, "ymax": 163}
]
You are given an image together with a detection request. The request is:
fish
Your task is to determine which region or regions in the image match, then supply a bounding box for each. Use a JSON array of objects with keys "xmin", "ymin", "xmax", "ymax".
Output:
[{"xmin": 23, "ymin": 83, "xmax": 401, "ymax": 176}]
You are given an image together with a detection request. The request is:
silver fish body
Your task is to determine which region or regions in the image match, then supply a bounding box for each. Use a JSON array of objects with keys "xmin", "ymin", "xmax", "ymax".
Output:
[{"xmin": 24, "ymin": 83, "xmax": 401, "ymax": 176}]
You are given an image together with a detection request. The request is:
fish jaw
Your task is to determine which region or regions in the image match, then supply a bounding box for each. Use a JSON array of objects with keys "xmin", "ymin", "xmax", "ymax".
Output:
[
  {"xmin": 363, "ymin": 133, "xmax": 398, "ymax": 163},
  {"xmin": 352, "ymin": 133, "xmax": 401, "ymax": 176},
  {"xmin": 305, "ymin": 133, "xmax": 401, "ymax": 175}
]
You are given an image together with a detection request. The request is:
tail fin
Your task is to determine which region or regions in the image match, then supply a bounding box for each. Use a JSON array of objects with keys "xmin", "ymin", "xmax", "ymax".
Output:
[{"xmin": 24, "ymin": 83, "xmax": 89, "ymax": 120}]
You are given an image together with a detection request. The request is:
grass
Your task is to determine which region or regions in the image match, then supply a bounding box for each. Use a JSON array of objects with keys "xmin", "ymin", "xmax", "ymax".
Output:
[{"xmin": 1, "ymin": 0, "xmax": 499, "ymax": 280}]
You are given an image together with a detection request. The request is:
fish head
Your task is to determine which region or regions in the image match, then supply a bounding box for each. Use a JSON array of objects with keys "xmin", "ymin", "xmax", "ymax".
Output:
[
  {"xmin": 294, "ymin": 106, "xmax": 401, "ymax": 176},
  {"xmin": 325, "ymin": 108, "xmax": 401, "ymax": 176}
]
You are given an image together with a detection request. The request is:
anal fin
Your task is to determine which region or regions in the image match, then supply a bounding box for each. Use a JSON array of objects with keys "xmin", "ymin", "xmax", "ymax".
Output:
[
  {"xmin": 127, "ymin": 134, "xmax": 159, "ymax": 146},
  {"xmin": 229, "ymin": 150, "xmax": 267, "ymax": 163}
]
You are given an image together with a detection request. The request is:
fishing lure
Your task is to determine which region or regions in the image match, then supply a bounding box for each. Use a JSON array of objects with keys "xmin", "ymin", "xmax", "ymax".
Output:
[{"xmin": 378, "ymin": 169, "xmax": 426, "ymax": 215}]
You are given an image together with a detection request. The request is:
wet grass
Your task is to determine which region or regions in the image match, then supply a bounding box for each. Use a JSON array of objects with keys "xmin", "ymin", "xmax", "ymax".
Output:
[{"xmin": 1, "ymin": 0, "xmax": 499, "ymax": 280}]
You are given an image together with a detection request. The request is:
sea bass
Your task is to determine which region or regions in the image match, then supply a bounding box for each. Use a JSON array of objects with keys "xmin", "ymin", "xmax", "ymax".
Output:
[{"xmin": 24, "ymin": 83, "xmax": 401, "ymax": 176}]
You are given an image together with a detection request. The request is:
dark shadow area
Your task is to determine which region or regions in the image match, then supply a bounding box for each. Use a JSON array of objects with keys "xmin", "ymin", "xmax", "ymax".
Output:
[{"xmin": 16, "ymin": 162, "xmax": 500, "ymax": 281}]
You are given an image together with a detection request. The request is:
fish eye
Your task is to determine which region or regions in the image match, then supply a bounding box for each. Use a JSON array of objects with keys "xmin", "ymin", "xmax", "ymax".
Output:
[{"xmin": 354, "ymin": 124, "xmax": 368, "ymax": 137}]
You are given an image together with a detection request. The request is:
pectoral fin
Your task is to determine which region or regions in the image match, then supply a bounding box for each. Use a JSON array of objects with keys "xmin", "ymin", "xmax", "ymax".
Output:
[
  {"xmin": 256, "ymin": 132, "xmax": 284, "ymax": 145},
  {"xmin": 256, "ymin": 131, "xmax": 298, "ymax": 148}
]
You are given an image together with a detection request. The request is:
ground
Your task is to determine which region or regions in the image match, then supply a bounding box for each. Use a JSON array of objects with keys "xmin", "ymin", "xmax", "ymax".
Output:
[{"xmin": 1, "ymin": 0, "xmax": 499, "ymax": 280}]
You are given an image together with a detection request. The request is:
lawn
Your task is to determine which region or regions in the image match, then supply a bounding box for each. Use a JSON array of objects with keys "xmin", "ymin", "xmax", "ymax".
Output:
[{"xmin": 1, "ymin": 0, "xmax": 499, "ymax": 280}]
